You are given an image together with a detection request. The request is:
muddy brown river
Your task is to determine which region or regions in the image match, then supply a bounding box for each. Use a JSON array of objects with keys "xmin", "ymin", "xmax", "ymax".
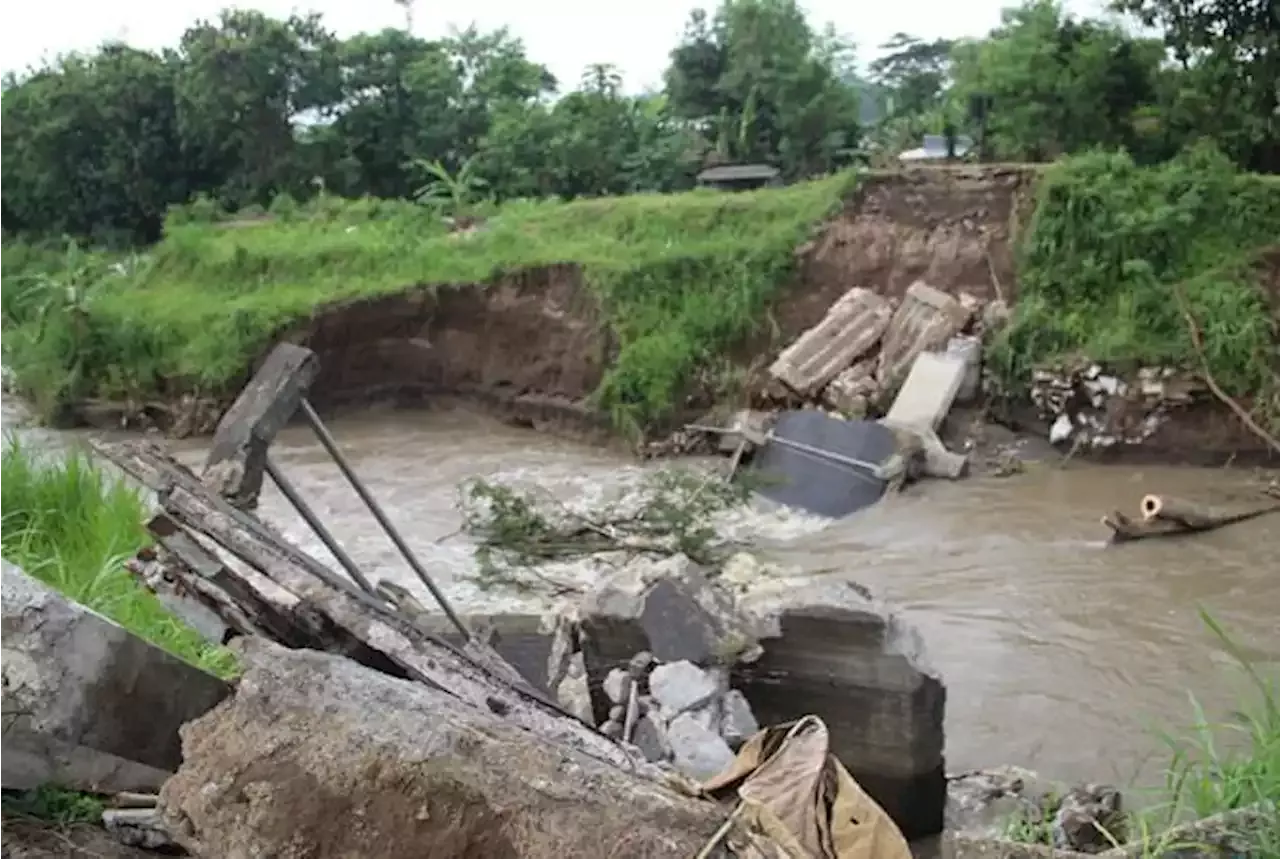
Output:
[{"xmin": 5, "ymin": 400, "xmax": 1278, "ymax": 798}]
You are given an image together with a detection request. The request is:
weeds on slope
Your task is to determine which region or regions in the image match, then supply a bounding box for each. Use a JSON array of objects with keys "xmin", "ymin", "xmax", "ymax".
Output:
[
  {"xmin": 1, "ymin": 175, "xmax": 856, "ymax": 435},
  {"xmin": 0, "ymin": 438, "xmax": 236, "ymax": 677},
  {"xmin": 988, "ymin": 143, "xmax": 1280, "ymax": 431}
]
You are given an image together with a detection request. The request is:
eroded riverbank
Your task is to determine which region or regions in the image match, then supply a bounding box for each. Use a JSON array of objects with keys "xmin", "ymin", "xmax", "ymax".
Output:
[{"xmin": 7, "ymin": 397, "xmax": 1277, "ymax": 794}]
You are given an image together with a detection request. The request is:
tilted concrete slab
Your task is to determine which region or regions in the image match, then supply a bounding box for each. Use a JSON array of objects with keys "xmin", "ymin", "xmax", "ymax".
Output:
[
  {"xmin": 769, "ymin": 287, "xmax": 893, "ymax": 396},
  {"xmin": 1, "ymin": 561, "xmax": 231, "ymax": 793},
  {"xmin": 877, "ymin": 281, "xmax": 972, "ymax": 390},
  {"xmin": 885, "ymin": 351, "xmax": 968, "ymax": 432},
  {"xmin": 735, "ymin": 578, "xmax": 947, "ymax": 841}
]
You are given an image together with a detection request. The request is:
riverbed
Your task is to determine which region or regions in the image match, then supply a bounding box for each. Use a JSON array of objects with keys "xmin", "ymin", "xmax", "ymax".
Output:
[{"xmin": 5, "ymin": 398, "xmax": 1278, "ymax": 795}]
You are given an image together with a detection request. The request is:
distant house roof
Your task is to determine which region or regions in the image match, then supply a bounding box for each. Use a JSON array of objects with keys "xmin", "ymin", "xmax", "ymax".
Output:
[{"xmin": 696, "ymin": 163, "xmax": 782, "ymax": 183}]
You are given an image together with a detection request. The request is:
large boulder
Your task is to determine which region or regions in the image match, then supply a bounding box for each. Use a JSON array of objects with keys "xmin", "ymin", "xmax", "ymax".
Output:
[
  {"xmin": 1, "ymin": 561, "xmax": 231, "ymax": 794},
  {"xmin": 160, "ymin": 637, "xmax": 736, "ymax": 859}
]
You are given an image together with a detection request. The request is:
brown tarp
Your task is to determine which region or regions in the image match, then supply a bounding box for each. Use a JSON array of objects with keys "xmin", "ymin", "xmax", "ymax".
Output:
[{"xmin": 699, "ymin": 716, "xmax": 913, "ymax": 859}]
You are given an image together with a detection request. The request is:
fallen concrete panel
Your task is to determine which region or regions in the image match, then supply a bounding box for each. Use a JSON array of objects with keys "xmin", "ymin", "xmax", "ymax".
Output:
[
  {"xmin": 1, "ymin": 561, "xmax": 231, "ymax": 793},
  {"xmin": 735, "ymin": 579, "xmax": 947, "ymax": 841},
  {"xmin": 160, "ymin": 637, "xmax": 735, "ymax": 859},
  {"xmin": 884, "ymin": 351, "xmax": 968, "ymax": 432},
  {"xmin": 769, "ymin": 287, "xmax": 893, "ymax": 396},
  {"xmin": 877, "ymin": 281, "xmax": 972, "ymax": 390},
  {"xmin": 750, "ymin": 410, "xmax": 896, "ymax": 518}
]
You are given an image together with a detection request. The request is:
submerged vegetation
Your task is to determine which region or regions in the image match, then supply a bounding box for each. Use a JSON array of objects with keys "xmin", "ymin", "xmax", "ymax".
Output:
[{"xmin": 0, "ymin": 439, "xmax": 237, "ymax": 677}]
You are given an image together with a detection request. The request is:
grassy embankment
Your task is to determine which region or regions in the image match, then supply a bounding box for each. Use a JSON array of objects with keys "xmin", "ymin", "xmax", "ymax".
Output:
[
  {"xmin": 0, "ymin": 439, "xmax": 236, "ymax": 677},
  {"xmin": 1, "ymin": 174, "xmax": 857, "ymax": 437},
  {"xmin": 989, "ymin": 146, "xmax": 1280, "ymax": 432}
]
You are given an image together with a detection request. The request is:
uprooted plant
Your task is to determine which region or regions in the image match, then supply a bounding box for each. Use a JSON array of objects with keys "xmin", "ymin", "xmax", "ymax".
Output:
[{"xmin": 456, "ymin": 467, "xmax": 752, "ymax": 594}]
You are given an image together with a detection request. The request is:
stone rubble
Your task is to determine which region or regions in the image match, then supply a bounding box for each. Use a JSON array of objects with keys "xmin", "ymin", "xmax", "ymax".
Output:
[
  {"xmin": 566, "ymin": 551, "xmax": 949, "ymax": 840},
  {"xmin": 947, "ymin": 767, "xmax": 1129, "ymax": 855},
  {"xmin": 593, "ymin": 651, "xmax": 751, "ymax": 782},
  {"xmin": 1029, "ymin": 360, "xmax": 1205, "ymax": 450}
]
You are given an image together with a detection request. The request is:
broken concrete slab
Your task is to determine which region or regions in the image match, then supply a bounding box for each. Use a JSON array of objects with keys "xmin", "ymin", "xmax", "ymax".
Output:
[
  {"xmin": 202, "ymin": 342, "xmax": 319, "ymax": 509},
  {"xmin": 159, "ymin": 637, "xmax": 736, "ymax": 859},
  {"xmin": 770, "ymin": 286, "xmax": 893, "ymax": 395},
  {"xmin": 877, "ymin": 281, "xmax": 972, "ymax": 390},
  {"xmin": 1, "ymin": 561, "xmax": 231, "ymax": 794},
  {"xmin": 884, "ymin": 351, "xmax": 968, "ymax": 432},
  {"xmin": 750, "ymin": 410, "xmax": 896, "ymax": 518},
  {"xmin": 734, "ymin": 578, "xmax": 947, "ymax": 841},
  {"xmin": 881, "ymin": 420, "xmax": 969, "ymax": 480},
  {"xmin": 375, "ymin": 609, "xmax": 559, "ymax": 696}
]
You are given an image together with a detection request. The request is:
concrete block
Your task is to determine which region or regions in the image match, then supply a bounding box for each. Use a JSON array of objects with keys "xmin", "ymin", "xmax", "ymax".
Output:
[
  {"xmin": 884, "ymin": 351, "xmax": 968, "ymax": 432},
  {"xmin": 1, "ymin": 561, "xmax": 231, "ymax": 793},
  {"xmin": 734, "ymin": 578, "xmax": 946, "ymax": 839},
  {"xmin": 203, "ymin": 342, "xmax": 319, "ymax": 509},
  {"xmin": 877, "ymin": 281, "xmax": 972, "ymax": 390},
  {"xmin": 770, "ymin": 287, "xmax": 893, "ymax": 395}
]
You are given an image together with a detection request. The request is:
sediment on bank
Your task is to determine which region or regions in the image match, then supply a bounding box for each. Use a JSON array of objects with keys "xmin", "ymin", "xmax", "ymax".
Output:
[{"xmin": 3, "ymin": 149, "xmax": 1279, "ymax": 460}]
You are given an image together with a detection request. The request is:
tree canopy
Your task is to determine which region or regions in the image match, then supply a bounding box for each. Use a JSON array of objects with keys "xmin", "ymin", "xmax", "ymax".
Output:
[{"xmin": 2, "ymin": 0, "xmax": 1276, "ymax": 243}]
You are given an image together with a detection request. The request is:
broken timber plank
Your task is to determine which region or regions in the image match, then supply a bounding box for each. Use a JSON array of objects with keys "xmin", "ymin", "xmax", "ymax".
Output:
[
  {"xmin": 202, "ymin": 343, "xmax": 319, "ymax": 510},
  {"xmin": 92, "ymin": 438, "xmax": 649, "ymax": 776}
]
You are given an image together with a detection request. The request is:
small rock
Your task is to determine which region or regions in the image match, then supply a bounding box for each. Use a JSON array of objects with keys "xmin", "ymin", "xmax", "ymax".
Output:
[
  {"xmin": 720, "ymin": 690, "xmax": 759, "ymax": 746},
  {"xmin": 649, "ymin": 661, "xmax": 718, "ymax": 715},
  {"xmin": 603, "ymin": 668, "xmax": 631, "ymax": 705},
  {"xmin": 608, "ymin": 704, "xmax": 625, "ymax": 722},
  {"xmin": 630, "ymin": 713, "xmax": 672, "ymax": 763},
  {"xmin": 1053, "ymin": 784, "xmax": 1124, "ymax": 853},
  {"xmin": 667, "ymin": 713, "xmax": 736, "ymax": 783},
  {"xmin": 102, "ymin": 808, "xmax": 179, "ymax": 852},
  {"xmin": 601, "ymin": 719, "xmax": 623, "ymax": 739},
  {"xmin": 627, "ymin": 651, "xmax": 655, "ymax": 679}
]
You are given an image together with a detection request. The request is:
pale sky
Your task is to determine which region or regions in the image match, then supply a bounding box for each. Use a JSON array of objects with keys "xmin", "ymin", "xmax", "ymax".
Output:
[{"xmin": 1, "ymin": 0, "xmax": 1113, "ymax": 91}]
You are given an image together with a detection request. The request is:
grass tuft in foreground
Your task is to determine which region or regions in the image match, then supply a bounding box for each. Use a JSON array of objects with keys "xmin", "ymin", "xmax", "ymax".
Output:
[{"xmin": 1, "ymin": 438, "xmax": 236, "ymax": 677}]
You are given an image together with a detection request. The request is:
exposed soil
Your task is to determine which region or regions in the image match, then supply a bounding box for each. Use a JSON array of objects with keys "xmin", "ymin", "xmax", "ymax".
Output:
[
  {"xmin": 774, "ymin": 165, "xmax": 1031, "ymax": 339},
  {"xmin": 65, "ymin": 165, "xmax": 1277, "ymax": 464}
]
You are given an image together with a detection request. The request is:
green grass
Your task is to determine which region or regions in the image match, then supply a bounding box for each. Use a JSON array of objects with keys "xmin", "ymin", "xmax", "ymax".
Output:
[
  {"xmin": 1, "ymin": 175, "xmax": 857, "ymax": 435},
  {"xmin": 0, "ymin": 785, "xmax": 105, "ymax": 826},
  {"xmin": 989, "ymin": 144, "xmax": 1280, "ymax": 427},
  {"xmin": 1002, "ymin": 608, "xmax": 1279, "ymax": 856},
  {"xmin": 1, "ymin": 438, "xmax": 237, "ymax": 678}
]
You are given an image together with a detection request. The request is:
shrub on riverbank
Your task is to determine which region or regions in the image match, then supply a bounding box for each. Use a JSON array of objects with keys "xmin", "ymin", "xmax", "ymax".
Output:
[
  {"xmin": 0, "ymin": 439, "xmax": 235, "ymax": 677},
  {"xmin": 1, "ymin": 175, "xmax": 856, "ymax": 435},
  {"xmin": 989, "ymin": 145, "xmax": 1280, "ymax": 428}
]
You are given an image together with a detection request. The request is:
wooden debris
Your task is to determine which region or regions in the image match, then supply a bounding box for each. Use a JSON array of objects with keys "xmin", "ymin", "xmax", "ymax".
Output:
[
  {"xmin": 1102, "ymin": 490, "xmax": 1280, "ymax": 543},
  {"xmin": 91, "ymin": 438, "xmax": 650, "ymax": 774}
]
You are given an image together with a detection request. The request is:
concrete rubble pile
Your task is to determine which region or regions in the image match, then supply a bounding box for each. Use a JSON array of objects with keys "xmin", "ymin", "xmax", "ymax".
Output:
[
  {"xmin": 18, "ymin": 342, "xmax": 937, "ymax": 858},
  {"xmin": 1029, "ymin": 360, "xmax": 1206, "ymax": 451},
  {"xmin": 760, "ymin": 280, "xmax": 1011, "ymax": 485}
]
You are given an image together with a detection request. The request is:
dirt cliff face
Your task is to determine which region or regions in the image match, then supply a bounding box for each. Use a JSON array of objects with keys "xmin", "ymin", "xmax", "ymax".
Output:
[
  {"xmin": 775, "ymin": 166, "xmax": 1032, "ymax": 340},
  {"xmin": 286, "ymin": 263, "xmax": 614, "ymax": 439},
  {"xmin": 117, "ymin": 166, "xmax": 1273, "ymax": 463}
]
